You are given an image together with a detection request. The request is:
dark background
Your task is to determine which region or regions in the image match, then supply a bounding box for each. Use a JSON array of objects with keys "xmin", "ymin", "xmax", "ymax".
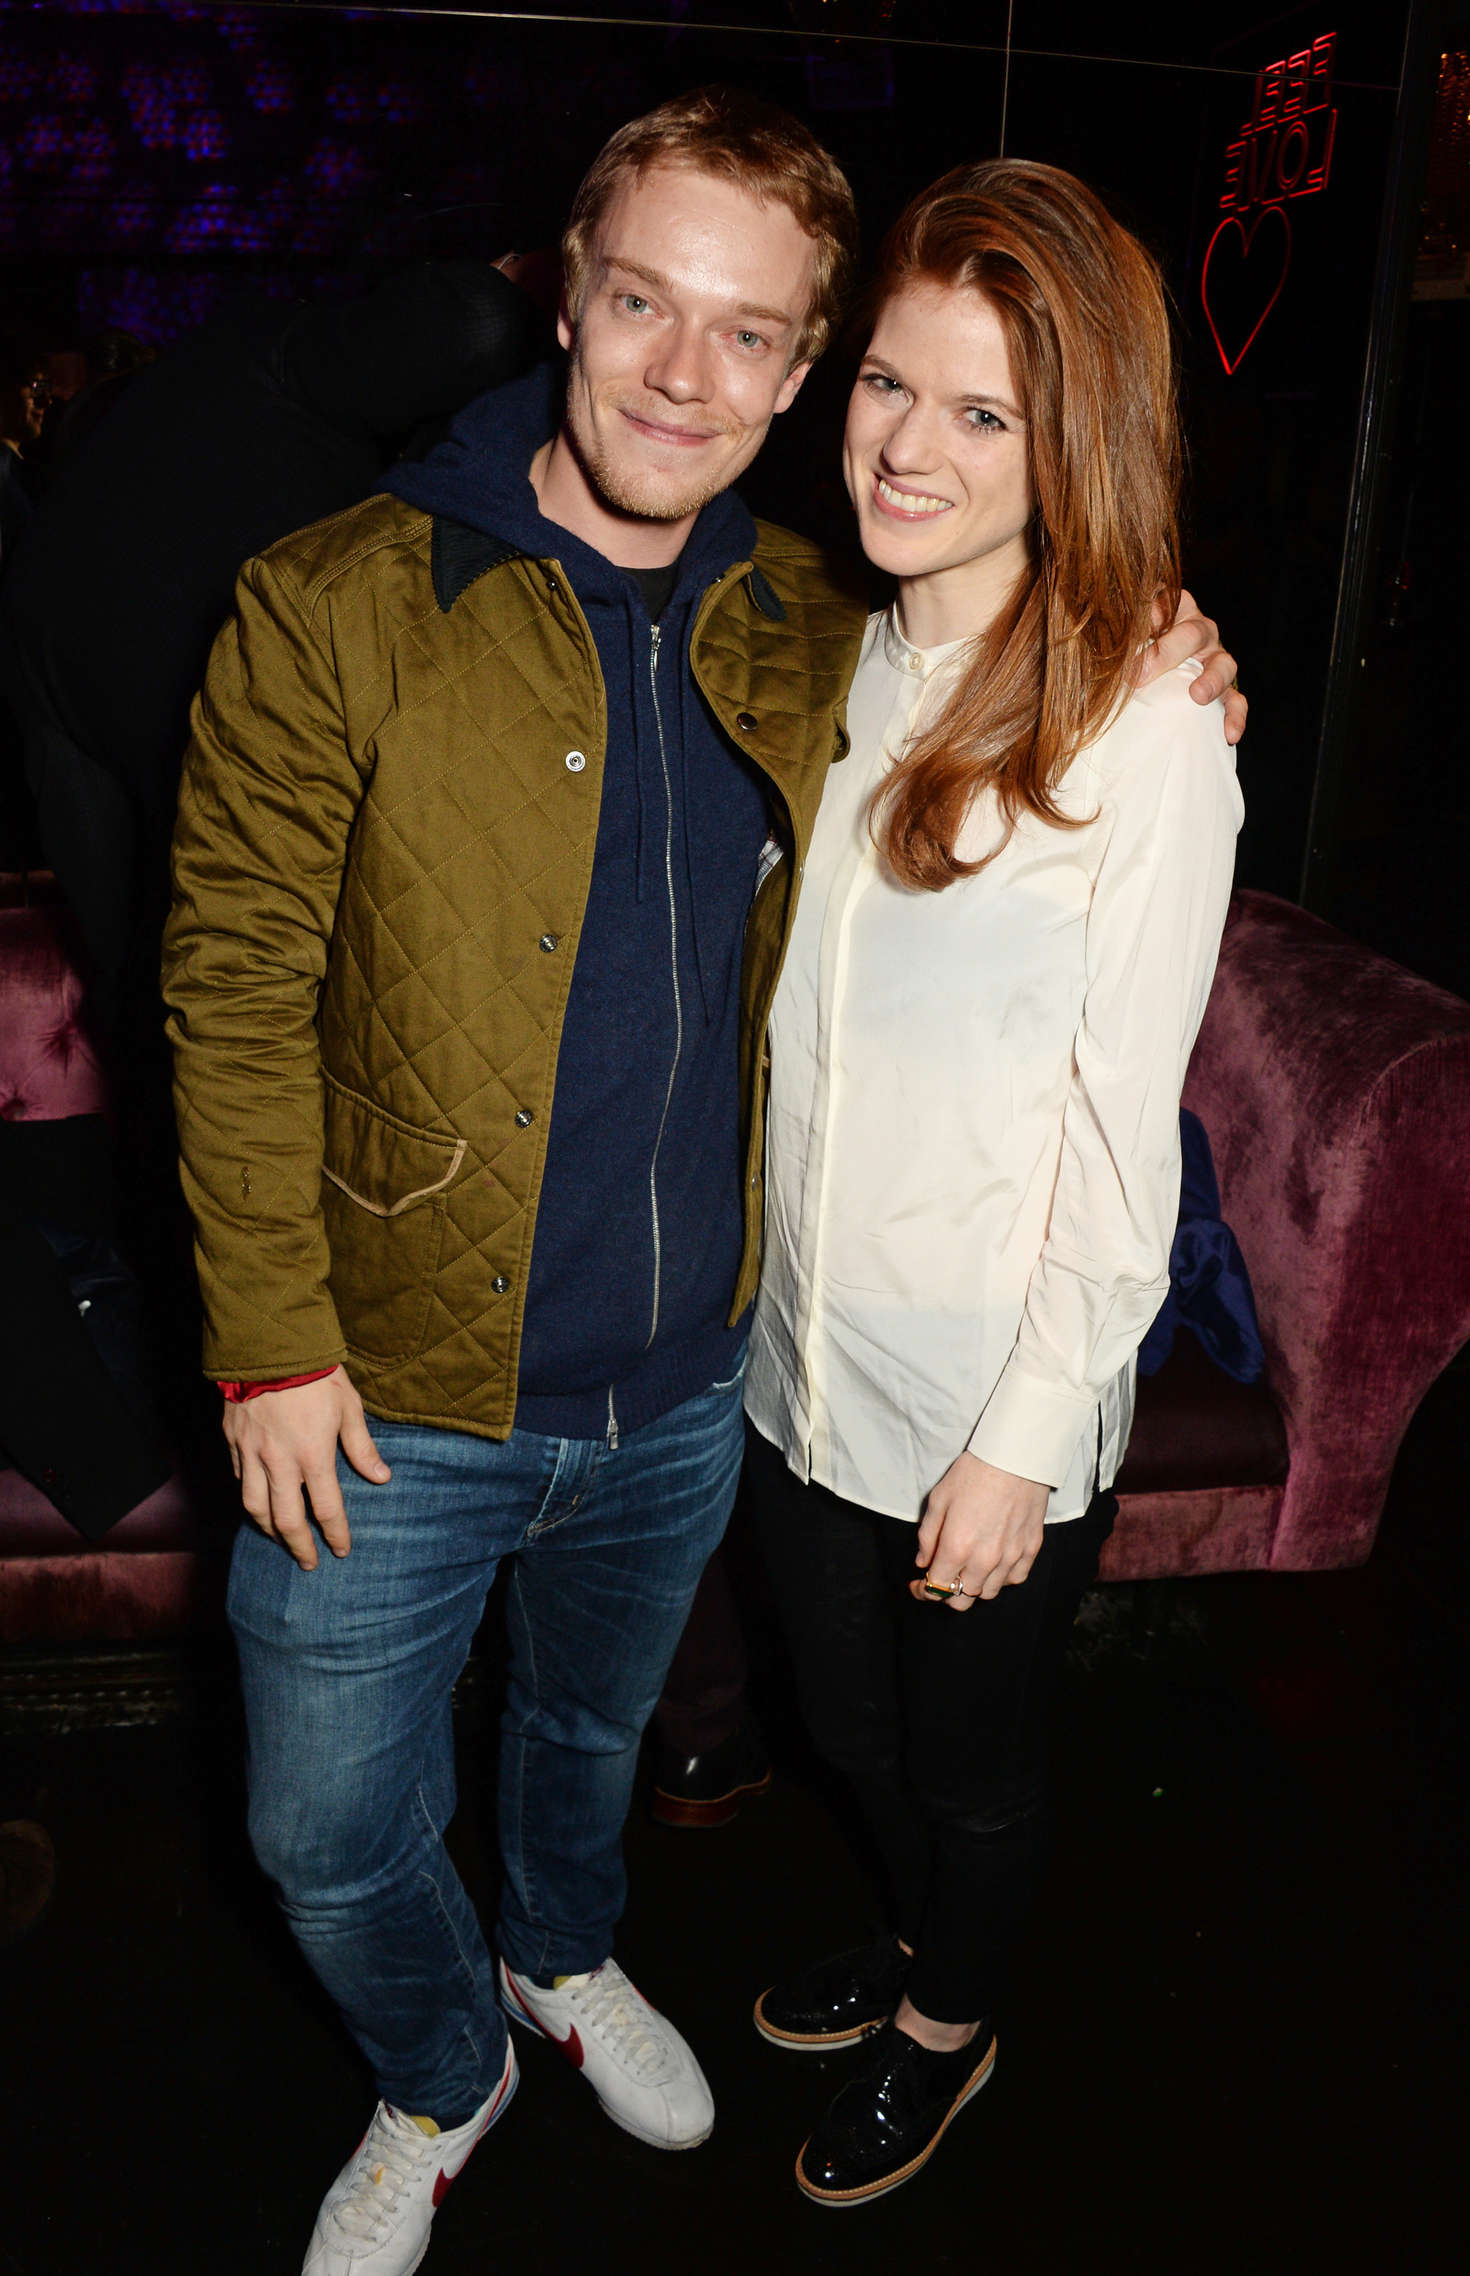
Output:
[
  {"xmin": 2, "ymin": 16, "xmax": 1466, "ymax": 2270},
  {"xmin": 1, "ymin": 0, "xmax": 1464, "ymax": 985}
]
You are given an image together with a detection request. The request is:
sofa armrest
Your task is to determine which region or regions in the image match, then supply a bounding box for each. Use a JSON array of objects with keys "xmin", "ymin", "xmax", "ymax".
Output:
[{"xmin": 1181, "ymin": 890, "xmax": 1470, "ymax": 1567}]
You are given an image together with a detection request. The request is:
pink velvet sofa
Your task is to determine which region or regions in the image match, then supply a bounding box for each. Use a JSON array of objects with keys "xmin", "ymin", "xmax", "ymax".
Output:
[
  {"xmin": 1, "ymin": 883, "xmax": 1467, "ymax": 1656},
  {"xmin": 1107, "ymin": 888, "xmax": 1470, "ymax": 1576}
]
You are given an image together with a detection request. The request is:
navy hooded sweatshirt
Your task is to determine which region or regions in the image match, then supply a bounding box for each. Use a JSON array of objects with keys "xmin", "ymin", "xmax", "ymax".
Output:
[{"xmin": 386, "ymin": 365, "xmax": 771, "ymax": 1440}]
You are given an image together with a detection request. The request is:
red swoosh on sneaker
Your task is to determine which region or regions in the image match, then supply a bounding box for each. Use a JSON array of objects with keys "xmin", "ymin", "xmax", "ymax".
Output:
[
  {"xmin": 430, "ymin": 2052, "xmax": 515, "ymax": 2205},
  {"xmin": 506, "ymin": 1971, "xmax": 585, "ymax": 2070},
  {"xmin": 548, "ymin": 2022, "xmax": 584, "ymax": 2070}
]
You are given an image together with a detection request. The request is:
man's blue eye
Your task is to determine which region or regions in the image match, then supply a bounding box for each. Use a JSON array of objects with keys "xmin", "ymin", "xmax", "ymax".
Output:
[{"xmin": 622, "ymin": 294, "xmax": 648, "ymax": 313}]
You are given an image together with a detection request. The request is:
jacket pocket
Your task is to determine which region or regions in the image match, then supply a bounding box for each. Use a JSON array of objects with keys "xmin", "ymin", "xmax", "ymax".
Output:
[{"xmin": 320, "ymin": 1076, "xmax": 465, "ymax": 1367}]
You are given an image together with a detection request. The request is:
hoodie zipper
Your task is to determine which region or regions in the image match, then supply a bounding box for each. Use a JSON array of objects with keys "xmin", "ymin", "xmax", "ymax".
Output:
[{"xmin": 643, "ymin": 620, "xmax": 683, "ymax": 1349}]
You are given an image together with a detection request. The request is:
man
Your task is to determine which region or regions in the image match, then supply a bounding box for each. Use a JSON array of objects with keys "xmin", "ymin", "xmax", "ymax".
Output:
[
  {"xmin": 0, "ymin": 313, "xmax": 51, "ymax": 668},
  {"xmin": 0, "ymin": 317, "xmax": 49, "ymax": 567},
  {"xmin": 3, "ymin": 261, "xmax": 536, "ymax": 1033},
  {"xmin": 163, "ymin": 88, "xmax": 1240, "ymax": 2276}
]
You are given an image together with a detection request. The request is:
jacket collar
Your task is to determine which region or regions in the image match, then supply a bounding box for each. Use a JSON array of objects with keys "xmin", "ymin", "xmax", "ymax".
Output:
[
  {"xmin": 431, "ymin": 511, "xmax": 788, "ymax": 625},
  {"xmin": 432, "ymin": 518, "xmax": 522, "ymax": 613}
]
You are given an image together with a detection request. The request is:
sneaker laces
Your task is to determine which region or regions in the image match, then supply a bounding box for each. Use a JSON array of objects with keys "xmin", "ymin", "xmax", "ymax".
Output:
[
  {"xmin": 564, "ymin": 1964, "xmax": 672, "ymax": 2083},
  {"xmin": 329, "ymin": 2108, "xmax": 436, "ymax": 2243}
]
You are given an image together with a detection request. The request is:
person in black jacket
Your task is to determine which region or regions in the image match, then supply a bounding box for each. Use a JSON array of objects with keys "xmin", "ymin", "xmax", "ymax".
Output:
[
  {"xmin": 0, "ymin": 316, "xmax": 51, "ymax": 571},
  {"xmin": 0, "ymin": 259, "xmax": 539, "ymax": 1040},
  {"xmin": 0, "ymin": 260, "xmax": 539, "ymax": 1542}
]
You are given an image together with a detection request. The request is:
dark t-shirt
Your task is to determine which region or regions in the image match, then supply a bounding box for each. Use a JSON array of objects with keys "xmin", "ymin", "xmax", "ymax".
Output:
[{"xmin": 629, "ymin": 554, "xmax": 682, "ymax": 625}]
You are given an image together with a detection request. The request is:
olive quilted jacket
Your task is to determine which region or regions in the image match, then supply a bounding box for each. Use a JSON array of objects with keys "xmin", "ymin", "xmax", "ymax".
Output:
[{"xmin": 162, "ymin": 493, "xmax": 867, "ymax": 1437}]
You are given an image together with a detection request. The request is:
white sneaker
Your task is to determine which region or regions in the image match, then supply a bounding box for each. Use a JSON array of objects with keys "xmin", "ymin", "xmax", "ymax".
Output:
[
  {"xmin": 499, "ymin": 1955, "xmax": 714, "ymax": 2149},
  {"xmin": 302, "ymin": 2040, "xmax": 517, "ymax": 2275}
]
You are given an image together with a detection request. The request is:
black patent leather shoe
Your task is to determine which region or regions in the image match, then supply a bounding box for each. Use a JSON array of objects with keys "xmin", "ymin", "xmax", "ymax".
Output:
[
  {"xmin": 754, "ymin": 1932, "xmax": 911, "ymax": 2051},
  {"xmin": 649, "ymin": 1719, "xmax": 773, "ymax": 1828},
  {"xmin": 795, "ymin": 2020, "xmax": 996, "ymax": 2205}
]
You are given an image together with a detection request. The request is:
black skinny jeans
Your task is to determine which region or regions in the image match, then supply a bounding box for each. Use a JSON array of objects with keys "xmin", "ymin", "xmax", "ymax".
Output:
[{"xmin": 746, "ymin": 1423, "xmax": 1114, "ymax": 2025}]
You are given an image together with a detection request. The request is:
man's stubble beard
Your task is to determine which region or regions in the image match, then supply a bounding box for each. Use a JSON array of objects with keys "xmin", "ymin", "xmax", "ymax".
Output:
[{"xmin": 566, "ymin": 374, "xmax": 755, "ymax": 526}]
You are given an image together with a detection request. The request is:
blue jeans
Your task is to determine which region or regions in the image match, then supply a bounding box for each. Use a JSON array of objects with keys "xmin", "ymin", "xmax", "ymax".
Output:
[{"xmin": 227, "ymin": 1370, "xmax": 744, "ymax": 2125}]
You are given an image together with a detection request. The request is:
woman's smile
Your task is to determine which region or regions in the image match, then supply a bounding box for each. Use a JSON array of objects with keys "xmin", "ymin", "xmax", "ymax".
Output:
[
  {"xmin": 844, "ymin": 278, "xmax": 1034, "ymax": 646},
  {"xmin": 872, "ymin": 475, "xmax": 954, "ymax": 519}
]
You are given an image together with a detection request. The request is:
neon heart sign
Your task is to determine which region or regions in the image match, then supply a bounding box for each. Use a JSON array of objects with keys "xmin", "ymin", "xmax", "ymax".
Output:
[
  {"xmin": 1201, "ymin": 206, "xmax": 1293, "ymax": 375},
  {"xmin": 1202, "ymin": 31, "xmax": 1339, "ymax": 374}
]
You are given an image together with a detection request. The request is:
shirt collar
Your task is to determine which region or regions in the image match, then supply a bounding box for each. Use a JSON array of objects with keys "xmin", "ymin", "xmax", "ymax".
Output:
[{"xmin": 881, "ymin": 603, "xmax": 970, "ymax": 681}]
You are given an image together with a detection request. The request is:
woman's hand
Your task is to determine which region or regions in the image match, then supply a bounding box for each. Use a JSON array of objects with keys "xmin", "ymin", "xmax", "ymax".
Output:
[{"xmin": 910, "ymin": 1453, "xmax": 1050, "ymax": 1610}]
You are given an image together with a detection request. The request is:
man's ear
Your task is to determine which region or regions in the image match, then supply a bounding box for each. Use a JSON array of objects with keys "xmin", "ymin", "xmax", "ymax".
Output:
[
  {"xmin": 774, "ymin": 358, "xmax": 814, "ymax": 417},
  {"xmin": 556, "ymin": 289, "xmax": 576, "ymax": 355}
]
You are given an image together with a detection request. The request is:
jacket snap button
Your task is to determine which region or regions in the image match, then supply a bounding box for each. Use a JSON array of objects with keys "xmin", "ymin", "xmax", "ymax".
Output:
[
  {"xmin": 735, "ymin": 710, "xmax": 757, "ymax": 733},
  {"xmin": 491, "ymin": 1274, "xmax": 511, "ymax": 1295},
  {"xmin": 539, "ymin": 933, "xmax": 558, "ymax": 953},
  {"xmin": 514, "ymin": 1107, "xmax": 534, "ymax": 1128},
  {"xmin": 564, "ymin": 750, "xmax": 586, "ymax": 773}
]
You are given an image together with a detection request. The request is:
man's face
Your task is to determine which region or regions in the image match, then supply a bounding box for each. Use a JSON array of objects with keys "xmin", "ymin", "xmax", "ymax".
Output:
[
  {"xmin": 558, "ymin": 163, "xmax": 817, "ymax": 523},
  {"xmin": 1, "ymin": 370, "xmax": 48, "ymax": 449}
]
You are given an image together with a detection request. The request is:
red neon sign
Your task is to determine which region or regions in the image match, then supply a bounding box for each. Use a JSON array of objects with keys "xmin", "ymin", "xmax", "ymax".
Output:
[{"xmin": 1201, "ymin": 32, "xmax": 1339, "ymax": 374}]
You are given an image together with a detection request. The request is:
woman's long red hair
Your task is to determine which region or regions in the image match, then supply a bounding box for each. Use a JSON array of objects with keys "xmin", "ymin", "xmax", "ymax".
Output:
[{"xmin": 866, "ymin": 161, "xmax": 1182, "ymax": 891}]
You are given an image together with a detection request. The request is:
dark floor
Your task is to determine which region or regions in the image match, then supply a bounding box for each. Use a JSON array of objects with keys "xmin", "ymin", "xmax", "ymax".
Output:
[{"xmin": 4, "ymin": 1358, "xmax": 1466, "ymax": 2276}]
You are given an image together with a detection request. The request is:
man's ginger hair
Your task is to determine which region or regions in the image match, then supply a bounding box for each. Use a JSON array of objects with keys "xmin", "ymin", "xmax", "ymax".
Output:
[{"xmin": 561, "ymin": 85, "xmax": 858, "ymax": 366}]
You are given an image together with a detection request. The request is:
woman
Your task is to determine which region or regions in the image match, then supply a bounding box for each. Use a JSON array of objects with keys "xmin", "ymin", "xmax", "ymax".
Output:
[{"xmin": 743, "ymin": 160, "xmax": 1243, "ymax": 2205}]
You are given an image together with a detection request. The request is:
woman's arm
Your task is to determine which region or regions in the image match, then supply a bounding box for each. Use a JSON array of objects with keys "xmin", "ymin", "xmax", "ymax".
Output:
[{"xmin": 918, "ymin": 675, "xmax": 1243, "ymax": 1607}]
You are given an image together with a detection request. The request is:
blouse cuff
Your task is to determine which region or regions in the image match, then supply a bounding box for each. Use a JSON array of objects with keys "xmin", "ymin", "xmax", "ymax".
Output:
[{"xmin": 967, "ymin": 1365, "xmax": 1096, "ymax": 1489}]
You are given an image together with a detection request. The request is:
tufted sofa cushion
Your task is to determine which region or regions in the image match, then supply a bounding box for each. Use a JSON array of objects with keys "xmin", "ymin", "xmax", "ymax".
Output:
[
  {"xmin": 0, "ymin": 903, "xmax": 107, "ymax": 1125},
  {"xmin": 0, "ymin": 1468, "xmax": 226, "ymax": 1643}
]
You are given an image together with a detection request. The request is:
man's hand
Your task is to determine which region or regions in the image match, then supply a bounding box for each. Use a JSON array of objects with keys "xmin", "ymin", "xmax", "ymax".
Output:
[
  {"xmin": 1142, "ymin": 587, "xmax": 1246, "ymax": 745},
  {"xmin": 910, "ymin": 1452, "xmax": 1050, "ymax": 1610},
  {"xmin": 223, "ymin": 1365, "xmax": 390, "ymax": 1571}
]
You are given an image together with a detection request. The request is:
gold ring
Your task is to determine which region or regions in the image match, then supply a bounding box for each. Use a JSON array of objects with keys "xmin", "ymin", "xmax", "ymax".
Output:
[{"xmin": 921, "ymin": 1575, "xmax": 961, "ymax": 1599}]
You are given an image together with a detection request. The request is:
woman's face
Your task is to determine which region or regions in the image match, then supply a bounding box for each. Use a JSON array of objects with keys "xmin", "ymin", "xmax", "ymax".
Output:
[{"xmin": 843, "ymin": 280, "xmax": 1034, "ymax": 621}]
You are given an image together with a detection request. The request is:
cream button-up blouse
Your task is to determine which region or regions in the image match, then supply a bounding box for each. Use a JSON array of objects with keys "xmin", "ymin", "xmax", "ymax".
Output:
[{"xmin": 745, "ymin": 608, "xmax": 1243, "ymax": 1525}]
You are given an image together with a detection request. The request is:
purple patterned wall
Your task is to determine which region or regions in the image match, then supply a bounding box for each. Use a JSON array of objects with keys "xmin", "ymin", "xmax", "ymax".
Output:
[{"xmin": 0, "ymin": 1, "xmax": 609, "ymax": 341}]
